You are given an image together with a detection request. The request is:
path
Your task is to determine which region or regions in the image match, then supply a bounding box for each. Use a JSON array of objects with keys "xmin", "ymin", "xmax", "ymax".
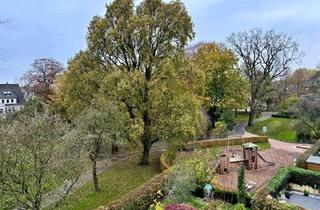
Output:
[{"xmin": 229, "ymin": 111, "xmax": 275, "ymax": 138}]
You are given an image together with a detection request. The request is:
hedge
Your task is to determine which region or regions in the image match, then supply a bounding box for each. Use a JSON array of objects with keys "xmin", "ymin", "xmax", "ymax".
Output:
[
  {"xmin": 103, "ymin": 170, "xmax": 170, "ymax": 210},
  {"xmin": 271, "ymin": 112, "xmax": 296, "ymax": 119},
  {"xmin": 189, "ymin": 136, "xmax": 268, "ymax": 149},
  {"xmin": 252, "ymin": 166, "xmax": 320, "ymax": 210},
  {"xmin": 213, "ymin": 188, "xmax": 251, "ymax": 207},
  {"xmin": 296, "ymin": 140, "xmax": 320, "ymax": 169}
]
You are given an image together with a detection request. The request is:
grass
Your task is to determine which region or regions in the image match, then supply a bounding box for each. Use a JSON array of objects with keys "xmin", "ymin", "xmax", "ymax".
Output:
[
  {"xmin": 234, "ymin": 114, "xmax": 250, "ymax": 124},
  {"xmin": 246, "ymin": 117, "xmax": 298, "ymax": 143},
  {"xmin": 256, "ymin": 142, "xmax": 271, "ymax": 150},
  {"xmin": 55, "ymin": 153, "xmax": 161, "ymax": 210}
]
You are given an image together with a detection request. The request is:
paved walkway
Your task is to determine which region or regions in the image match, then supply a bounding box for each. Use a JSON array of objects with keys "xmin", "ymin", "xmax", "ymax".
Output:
[{"xmin": 287, "ymin": 191, "xmax": 320, "ymax": 210}]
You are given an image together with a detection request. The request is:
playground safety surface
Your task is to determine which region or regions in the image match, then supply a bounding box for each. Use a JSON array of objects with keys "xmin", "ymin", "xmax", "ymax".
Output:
[{"xmin": 213, "ymin": 146, "xmax": 303, "ymax": 192}]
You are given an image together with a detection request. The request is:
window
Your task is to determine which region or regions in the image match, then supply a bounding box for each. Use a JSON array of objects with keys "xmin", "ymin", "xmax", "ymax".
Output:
[
  {"xmin": 0, "ymin": 109, "xmax": 3, "ymax": 114},
  {"xmin": 6, "ymin": 99, "xmax": 9, "ymax": 103},
  {"xmin": 11, "ymin": 99, "xmax": 14, "ymax": 103}
]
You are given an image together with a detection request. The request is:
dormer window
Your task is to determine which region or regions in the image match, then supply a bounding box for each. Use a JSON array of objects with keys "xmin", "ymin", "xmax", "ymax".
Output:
[{"xmin": 3, "ymin": 91, "xmax": 12, "ymax": 96}]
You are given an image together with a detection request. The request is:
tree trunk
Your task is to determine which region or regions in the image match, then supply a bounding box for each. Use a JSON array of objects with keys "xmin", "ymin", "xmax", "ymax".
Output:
[
  {"xmin": 248, "ymin": 110, "xmax": 254, "ymax": 126},
  {"xmin": 92, "ymin": 160, "xmax": 99, "ymax": 192},
  {"xmin": 140, "ymin": 143, "xmax": 151, "ymax": 165},
  {"xmin": 235, "ymin": 108, "xmax": 238, "ymax": 118},
  {"xmin": 111, "ymin": 139, "xmax": 119, "ymax": 154}
]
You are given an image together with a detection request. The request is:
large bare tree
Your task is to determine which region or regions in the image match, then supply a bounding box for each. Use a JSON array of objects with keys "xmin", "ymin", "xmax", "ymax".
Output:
[
  {"xmin": 227, "ymin": 28, "xmax": 302, "ymax": 126},
  {"xmin": 21, "ymin": 58, "xmax": 64, "ymax": 101}
]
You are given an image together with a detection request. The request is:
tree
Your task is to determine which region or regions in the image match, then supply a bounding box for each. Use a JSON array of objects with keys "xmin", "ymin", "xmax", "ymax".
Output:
[
  {"xmin": 57, "ymin": 0, "xmax": 201, "ymax": 165},
  {"xmin": 75, "ymin": 102, "xmax": 128, "ymax": 192},
  {"xmin": 189, "ymin": 42, "xmax": 249, "ymax": 130},
  {"xmin": 53, "ymin": 51, "xmax": 104, "ymax": 119},
  {"xmin": 237, "ymin": 164, "xmax": 246, "ymax": 204},
  {"xmin": 21, "ymin": 58, "xmax": 64, "ymax": 101},
  {"xmin": 0, "ymin": 112, "xmax": 83, "ymax": 210},
  {"xmin": 289, "ymin": 68, "xmax": 315, "ymax": 97},
  {"xmin": 293, "ymin": 93, "xmax": 320, "ymax": 139},
  {"xmin": 227, "ymin": 28, "xmax": 302, "ymax": 126}
]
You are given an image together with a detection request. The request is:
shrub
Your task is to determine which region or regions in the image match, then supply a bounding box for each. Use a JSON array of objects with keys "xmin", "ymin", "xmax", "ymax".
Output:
[
  {"xmin": 295, "ymin": 121, "xmax": 312, "ymax": 143},
  {"xmin": 185, "ymin": 149, "xmax": 216, "ymax": 185},
  {"xmin": 165, "ymin": 164, "xmax": 198, "ymax": 204},
  {"xmin": 237, "ymin": 164, "xmax": 246, "ymax": 204},
  {"xmin": 164, "ymin": 204, "xmax": 196, "ymax": 210},
  {"xmin": 212, "ymin": 121, "xmax": 228, "ymax": 138},
  {"xmin": 294, "ymin": 93, "xmax": 320, "ymax": 139},
  {"xmin": 220, "ymin": 108, "xmax": 235, "ymax": 130},
  {"xmin": 277, "ymin": 96, "xmax": 299, "ymax": 113},
  {"xmin": 234, "ymin": 203, "xmax": 246, "ymax": 210},
  {"xmin": 303, "ymin": 190, "xmax": 309, "ymax": 196}
]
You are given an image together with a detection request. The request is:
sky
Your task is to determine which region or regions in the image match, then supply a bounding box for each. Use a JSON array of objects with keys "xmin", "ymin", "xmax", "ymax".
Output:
[{"xmin": 0, "ymin": 0, "xmax": 319, "ymax": 83}]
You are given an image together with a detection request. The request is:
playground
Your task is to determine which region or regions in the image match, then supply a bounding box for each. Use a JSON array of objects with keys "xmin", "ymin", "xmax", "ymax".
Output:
[{"xmin": 212, "ymin": 141, "xmax": 304, "ymax": 192}]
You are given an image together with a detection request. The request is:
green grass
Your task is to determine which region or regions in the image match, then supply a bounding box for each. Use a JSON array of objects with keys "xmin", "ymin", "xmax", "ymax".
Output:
[
  {"xmin": 246, "ymin": 117, "xmax": 298, "ymax": 143},
  {"xmin": 256, "ymin": 142, "xmax": 271, "ymax": 150},
  {"xmin": 56, "ymin": 153, "xmax": 161, "ymax": 210},
  {"xmin": 234, "ymin": 114, "xmax": 249, "ymax": 124}
]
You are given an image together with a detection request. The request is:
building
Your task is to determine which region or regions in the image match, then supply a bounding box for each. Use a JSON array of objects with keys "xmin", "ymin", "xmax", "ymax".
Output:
[{"xmin": 0, "ymin": 84, "xmax": 26, "ymax": 115}]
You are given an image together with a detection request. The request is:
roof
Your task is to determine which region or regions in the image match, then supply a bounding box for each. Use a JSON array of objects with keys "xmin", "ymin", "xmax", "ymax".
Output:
[
  {"xmin": 0, "ymin": 84, "xmax": 26, "ymax": 105},
  {"xmin": 306, "ymin": 155, "xmax": 320, "ymax": 164}
]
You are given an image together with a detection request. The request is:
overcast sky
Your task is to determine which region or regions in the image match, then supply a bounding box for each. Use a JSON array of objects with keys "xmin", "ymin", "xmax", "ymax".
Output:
[{"xmin": 0, "ymin": 0, "xmax": 319, "ymax": 83}]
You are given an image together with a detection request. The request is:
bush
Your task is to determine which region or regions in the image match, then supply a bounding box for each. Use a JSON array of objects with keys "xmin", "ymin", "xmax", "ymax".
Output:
[
  {"xmin": 303, "ymin": 190, "xmax": 309, "ymax": 196},
  {"xmin": 271, "ymin": 113, "xmax": 296, "ymax": 119},
  {"xmin": 234, "ymin": 203, "xmax": 246, "ymax": 210},
  {"xmin": 212, "ymin": 121, "xmax": 228, "ymax": 138},
  {"xmin": 220, "ymin": 108, "xmax": 235, "ymax": 130},
  {"xmin": 277, "ymin": 96, "xmax": 299, "ymax": 113},
  {"xmin": 237, "ymin": 165, "xmax": 246, "ymax": 204},
  {"xmin": 165, "ymin": 164, "xmax": 198, "ymax": 204},
  {"xmin": 295, "ymin": 121, "xmax": 312, "ymax": 143}
]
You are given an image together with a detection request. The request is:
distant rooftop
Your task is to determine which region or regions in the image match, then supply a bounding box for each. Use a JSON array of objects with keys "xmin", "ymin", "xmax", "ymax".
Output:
[{"xmin": 0, "ymin": 83, "xmax": 26, "ymax": 105}]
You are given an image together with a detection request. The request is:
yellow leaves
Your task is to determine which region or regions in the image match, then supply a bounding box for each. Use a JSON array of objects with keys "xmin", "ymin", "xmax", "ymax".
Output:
[{"xmin": 190, "ymin": 42, "xmax": 249, "ymax": 109}]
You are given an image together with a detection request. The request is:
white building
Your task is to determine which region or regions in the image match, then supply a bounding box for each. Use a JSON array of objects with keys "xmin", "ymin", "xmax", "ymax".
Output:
[{"xmin": 0, "ymin": 84, "xmax": 26, "ymax": 115}]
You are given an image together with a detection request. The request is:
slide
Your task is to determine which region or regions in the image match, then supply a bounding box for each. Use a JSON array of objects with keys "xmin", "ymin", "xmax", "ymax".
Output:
[{"xmin": 257, "ymin": 152, "xmax": 275, "ymax": 166}]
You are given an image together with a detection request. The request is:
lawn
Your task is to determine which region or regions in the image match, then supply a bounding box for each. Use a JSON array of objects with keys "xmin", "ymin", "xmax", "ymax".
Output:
[
  {"xmin": 55, "ymin": 152, "xmax": 161, "ymax": 210},
  {"xmin": 234, "ymin": 114, "xmax": 250, "ymax": 124},
  {"xmin": 246, "ymin": 117, "xmax": 298, "ymax": 143}
]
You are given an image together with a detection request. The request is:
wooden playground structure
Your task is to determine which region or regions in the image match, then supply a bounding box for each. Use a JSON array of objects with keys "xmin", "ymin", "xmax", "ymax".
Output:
[{"xmin": 218, "ymin": 142, "xmax": 275, "ymax": 174}]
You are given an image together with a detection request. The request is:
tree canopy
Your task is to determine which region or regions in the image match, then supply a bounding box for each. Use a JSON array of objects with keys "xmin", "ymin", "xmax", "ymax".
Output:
[
  {"xmin": 228, "ymin": 28, "xmax": 302, "ymax": 126},
  {"xmin": 55, "ymin": 0, "xmax": 204, "ymax": 165}
]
